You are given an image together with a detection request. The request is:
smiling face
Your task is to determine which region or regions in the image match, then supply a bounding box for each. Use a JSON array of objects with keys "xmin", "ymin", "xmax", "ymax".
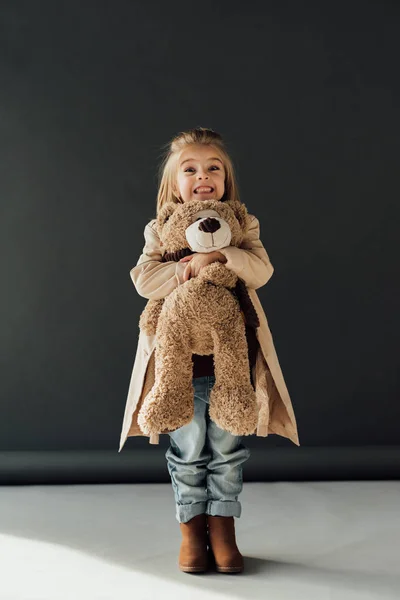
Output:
[{"xmin": 174, "ymin": 144, "xmax": 226, "ymax": 203}]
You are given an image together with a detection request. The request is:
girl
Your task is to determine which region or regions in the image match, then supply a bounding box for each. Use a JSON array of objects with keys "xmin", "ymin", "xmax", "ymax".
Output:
[{"xmin": 119, "ymin": 127, "xmax": 300, "ymax": 574}]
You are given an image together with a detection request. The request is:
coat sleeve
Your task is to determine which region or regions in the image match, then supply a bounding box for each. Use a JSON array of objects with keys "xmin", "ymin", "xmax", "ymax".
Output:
[
  {"xmin": 130, "ymin": 220, "xmax": 187, "ymax": 300},
  {"xmin": 217, "ymin": 214, "xmax": 274, "ymax": 289}
]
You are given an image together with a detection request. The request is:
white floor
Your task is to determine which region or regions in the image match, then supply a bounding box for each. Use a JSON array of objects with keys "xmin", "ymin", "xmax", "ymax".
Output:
[{"xmin": 0, "ymin": 481, "xmax": 399, "ymax": 600}]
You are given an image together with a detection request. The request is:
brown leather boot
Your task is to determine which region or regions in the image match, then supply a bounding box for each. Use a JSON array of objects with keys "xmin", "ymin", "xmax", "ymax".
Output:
[
  {"xmin": 178, "ymin": 513, "xmax": 209, "ymax": 573},
  {"xmin": 207, "ymin": 515, "xmax": 244, "ymax": 573}
]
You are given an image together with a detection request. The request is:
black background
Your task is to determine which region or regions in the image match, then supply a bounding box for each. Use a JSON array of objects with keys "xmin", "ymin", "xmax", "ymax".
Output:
[{"xmin": 1, "ymin": 1, "xmax": 399, "ymax": 468}]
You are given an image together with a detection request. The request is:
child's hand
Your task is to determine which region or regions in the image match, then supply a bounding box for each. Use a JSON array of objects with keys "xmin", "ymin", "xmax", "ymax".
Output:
[{"xmin": 179, "ymin": 251, "xmax": 224, "ymax": 282}]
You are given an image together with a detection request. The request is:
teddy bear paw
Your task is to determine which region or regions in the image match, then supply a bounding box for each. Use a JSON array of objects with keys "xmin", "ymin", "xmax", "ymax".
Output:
[{"xmin": 197, "ymin": 262, "xmax": 237, "ymax": 288}]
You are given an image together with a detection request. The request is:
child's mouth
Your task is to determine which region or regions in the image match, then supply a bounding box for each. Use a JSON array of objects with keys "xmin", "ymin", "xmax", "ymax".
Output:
[{"xmin": 194, "ymin": 187, "xmax": 214, "ymax": 194}]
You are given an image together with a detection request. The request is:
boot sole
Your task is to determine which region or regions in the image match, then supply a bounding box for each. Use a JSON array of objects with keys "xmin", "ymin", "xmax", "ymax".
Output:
[
  {"xmin": 215, "ymin": 565, "xmax": 243, "ymax": 573},
  {"xmin": 179, "ymin": 564, "xmax": 208, "ymax": 573}
]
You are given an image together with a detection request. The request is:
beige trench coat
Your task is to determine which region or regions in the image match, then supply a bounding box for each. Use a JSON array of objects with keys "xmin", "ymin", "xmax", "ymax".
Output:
[{"xmin": 119, "ymin": 214, "xmax": 300, "ymax": 452}]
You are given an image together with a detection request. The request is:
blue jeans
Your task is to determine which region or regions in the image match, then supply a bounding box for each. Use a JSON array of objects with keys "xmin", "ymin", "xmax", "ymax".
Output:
[{"xmin": 165, "ymin": 375, "xmax": 251, "ymax": 523}]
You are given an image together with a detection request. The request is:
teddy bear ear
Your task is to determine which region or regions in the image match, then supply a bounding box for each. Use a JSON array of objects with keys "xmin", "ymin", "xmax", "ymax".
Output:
[
  {"xmin": 225, "ymin": 200, "xmax": 249, "ymax": 232},
  {"xmin": 156, "ymin": 202, "xmax": 176, "ymax": 230}
]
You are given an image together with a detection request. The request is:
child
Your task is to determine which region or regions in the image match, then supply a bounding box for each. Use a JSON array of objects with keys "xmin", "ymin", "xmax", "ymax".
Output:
[{"xmin": 119, "ymin": 127, "xmax": 300, "ymax": 574}]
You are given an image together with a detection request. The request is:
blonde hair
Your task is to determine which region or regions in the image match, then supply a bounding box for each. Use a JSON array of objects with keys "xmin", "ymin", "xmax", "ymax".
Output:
[{"xmin": 155, "ymin": 127, "xmax": 242, "ymax": 215}]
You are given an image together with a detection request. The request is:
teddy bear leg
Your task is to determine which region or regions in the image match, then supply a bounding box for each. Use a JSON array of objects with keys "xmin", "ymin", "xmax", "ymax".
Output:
[
  {"xmin": 137, "ymin": 319, "xmax": 195, "ymax": 436},
  {"xmin": 208, "ymin": 322, "xmax": 258, "ymax": 436}
]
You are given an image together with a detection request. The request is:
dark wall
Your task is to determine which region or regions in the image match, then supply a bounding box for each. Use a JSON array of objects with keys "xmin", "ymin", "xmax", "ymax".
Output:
[{"xmin": 1, "ymin": 1, "xmax": 399, "ymax": 461}]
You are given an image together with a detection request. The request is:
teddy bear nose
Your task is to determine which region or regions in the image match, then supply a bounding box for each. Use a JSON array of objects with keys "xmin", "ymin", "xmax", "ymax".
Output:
[{"xmin": 198, "ymin": 217, "xmax": 221, "ymax": 234}]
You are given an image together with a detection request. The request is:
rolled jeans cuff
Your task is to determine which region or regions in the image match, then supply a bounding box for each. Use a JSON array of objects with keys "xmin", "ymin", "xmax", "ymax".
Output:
[
  {"xmin": 176, "ymin": 501, "xmax": 207, "ymax": 523},
  {"xmin": 206, "ymin": 500, "xmax": 242, "ymax": 518}
]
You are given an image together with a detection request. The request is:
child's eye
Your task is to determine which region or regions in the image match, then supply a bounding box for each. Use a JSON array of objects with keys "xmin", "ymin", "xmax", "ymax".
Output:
[{"xmin": 184, "ymin": 165, "xmax": 220, "ymax": 173}]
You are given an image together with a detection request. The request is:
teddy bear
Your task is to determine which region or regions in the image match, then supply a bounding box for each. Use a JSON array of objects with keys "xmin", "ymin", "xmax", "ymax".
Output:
[{"xmin": 137, "ymin": 199, "xmax": 260, "ymax": 438}]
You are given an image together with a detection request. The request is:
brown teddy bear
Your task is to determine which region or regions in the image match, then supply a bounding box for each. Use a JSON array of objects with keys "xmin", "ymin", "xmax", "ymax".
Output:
[{"xmin": 137, "ymin": 199, "xmax": 260, "ymax": 437}]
